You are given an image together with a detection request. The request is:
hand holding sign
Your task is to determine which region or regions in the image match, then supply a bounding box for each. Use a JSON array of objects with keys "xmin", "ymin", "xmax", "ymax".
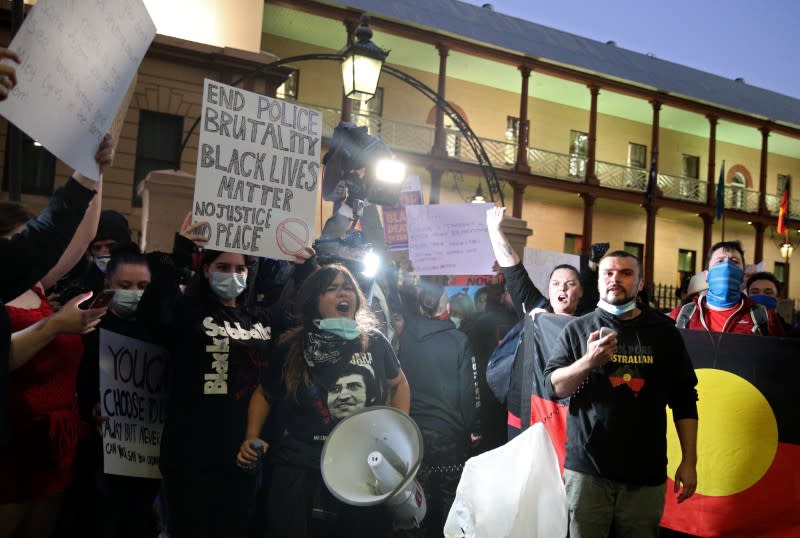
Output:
[
  {"xmin": 179, "ymin": 211, "xmax": 210, "ymax": 248},
  {"xmin": 73, "ymin": 133, "xmax": 114, "ymax": 191},
  {"xmin": 0, "ymin": 48, "xmax": 20, "ymax": 101}
]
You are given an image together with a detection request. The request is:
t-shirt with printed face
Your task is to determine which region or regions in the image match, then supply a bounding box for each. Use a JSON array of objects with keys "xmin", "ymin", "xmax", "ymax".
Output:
[
  {"xmin": 161, "ymin": 299, "xmax": 272, "ymax": 472},
  {"xmin": 267, "ymin": 330, "xmax": 400, "ymax": 469}
]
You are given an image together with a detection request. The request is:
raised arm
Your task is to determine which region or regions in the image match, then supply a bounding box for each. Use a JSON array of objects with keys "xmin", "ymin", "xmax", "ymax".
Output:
[
  {"xmin": 486, "ymin": 206, "xmax": 520, "ymax": 267},
  {"xmin": 41, "ymin": 134, "xmax": 114, "ymax": 289}
]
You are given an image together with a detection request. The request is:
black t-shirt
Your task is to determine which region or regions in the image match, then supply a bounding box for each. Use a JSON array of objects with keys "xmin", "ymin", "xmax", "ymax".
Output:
[
  {"xmin": 160, "ymin": 297, "xmax": 272, "ymax": 472},
  {"xmin": 267, "ymin": 330, "xmax": 400, "ymax": 469}
]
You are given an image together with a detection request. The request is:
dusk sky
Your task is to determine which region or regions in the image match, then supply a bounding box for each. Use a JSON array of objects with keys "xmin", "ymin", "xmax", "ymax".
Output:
[{"xmin": 463, "ymin": 0, "xmax": 800, "ymax": 100}]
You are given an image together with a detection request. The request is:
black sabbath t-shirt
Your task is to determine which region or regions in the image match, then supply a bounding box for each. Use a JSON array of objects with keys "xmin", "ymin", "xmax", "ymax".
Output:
[
  {"xmin": 268, "ymin": 330, "xmax": 400, "ymax": 468},
  {"xmin": 161, "ymin": 300, "xmax": 272, "ymax": 471}
]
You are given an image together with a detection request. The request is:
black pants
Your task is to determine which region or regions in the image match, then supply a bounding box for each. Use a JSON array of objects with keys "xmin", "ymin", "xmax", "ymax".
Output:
[
  {"xmin": 164, "ymin": 465, "xmax": 256, "ymax": 538},
  {"xmin": 266, "ymin": 463, "xmax": 391, "ymax": 538},
  {"xmin": 404, "ymin": 429, "xmax": 468, "ymax": 538}
]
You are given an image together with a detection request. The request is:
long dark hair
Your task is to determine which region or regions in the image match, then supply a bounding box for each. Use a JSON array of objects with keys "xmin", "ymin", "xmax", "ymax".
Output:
[
  {"xmin": 0, "ymin": 201, "xmax": 33, "ymax": 236},
  {"xmin": 283, "ymin": 264, "xmax": 376, "ymax": 397},
  {"xmin": 107, "ymin": 241, "xmax": 148, "ymax": 279},
  {"xmin": 184, "ymin": 249, "xmax": 253, "ymax": 305}
]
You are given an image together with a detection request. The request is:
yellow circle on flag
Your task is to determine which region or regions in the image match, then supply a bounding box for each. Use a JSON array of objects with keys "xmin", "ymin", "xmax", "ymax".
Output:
[{"xmin": 666, "ymin": 368, "xmax": 778, "ymax": 496}]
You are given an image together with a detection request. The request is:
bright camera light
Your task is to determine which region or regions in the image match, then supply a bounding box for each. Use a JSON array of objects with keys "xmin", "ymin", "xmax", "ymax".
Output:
[
  {"xmin": 362, "ymin": 251, "xmax": 381, "ymax": 279},
  {"xmin": 375, "ymin": 159, "xmax": 406, "ymax": 184}
]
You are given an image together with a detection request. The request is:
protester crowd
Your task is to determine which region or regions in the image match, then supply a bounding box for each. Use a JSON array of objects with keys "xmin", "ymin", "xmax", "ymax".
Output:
[{"xmin": 1, "ymin": 44, "xmax": 799, "ymax": 538}]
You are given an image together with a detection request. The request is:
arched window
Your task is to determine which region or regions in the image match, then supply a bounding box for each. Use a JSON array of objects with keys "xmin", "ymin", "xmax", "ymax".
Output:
[{"xmin": 730, "ymin": 173, "xmax": 746, "ymax": 210}]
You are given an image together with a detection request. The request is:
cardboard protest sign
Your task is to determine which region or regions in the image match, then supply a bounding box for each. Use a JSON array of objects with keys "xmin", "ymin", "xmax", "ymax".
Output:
[
  {"xmin": 0, "ymin": 0, "xmax": 155, "ymax": 180},
  {"xmin": 522, "ymin": 247, "xmax": 580, "ymax": 295},
  {"xmin": 382, "ymin": 175, "xmax": 423, "ymax": 251},
  {"xmin": 99, "ymin": 330, "xmax": 168, "ymax": 479},
  {"xmin": 406, "ymin": 203, "xmax": 495, "ymax": 275},
  {"xmin": 193, "ymin": 79, "xmax": 322, "ymax": 259}
]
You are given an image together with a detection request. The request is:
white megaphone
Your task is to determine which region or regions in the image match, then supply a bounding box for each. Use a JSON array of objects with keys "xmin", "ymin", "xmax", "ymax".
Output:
[{"xmin": 321, "ymin": 406, "xmax": 426, "ymax": 529}]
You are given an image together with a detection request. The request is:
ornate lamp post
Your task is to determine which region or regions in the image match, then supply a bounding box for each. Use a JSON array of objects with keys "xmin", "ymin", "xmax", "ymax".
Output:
[{"xmin": 341, "ymin": 15, "xmax": 387, "ymax": 101}]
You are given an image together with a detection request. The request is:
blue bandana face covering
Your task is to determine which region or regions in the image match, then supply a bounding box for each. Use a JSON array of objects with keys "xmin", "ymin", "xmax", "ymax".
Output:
[
  {"xmin": 705, "ymin": 261, "xmax": 744, "ymax": 308},
  {"xmin": 210, "ymin": 271, "xmax": 247, "ymax": 300},
  {"xmin": 597, "ymin": 298, "xmax": 636, "ymax": 317},
  {"xmin": 316, "ymin": 318, "xmax": 361, "ymax": 340},
  {"xmin": 94, "ymin": 254, "xmax": 111, "ymax": 274},
  {"xmin": 749, "ymin": 294, "xmax": 778, "ymax": 310}
]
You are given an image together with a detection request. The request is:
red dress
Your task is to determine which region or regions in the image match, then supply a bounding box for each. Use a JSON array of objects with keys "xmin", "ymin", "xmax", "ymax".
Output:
[{"xmin": 0, "ymin": 287, "xmax": 85, "ymax": 502}]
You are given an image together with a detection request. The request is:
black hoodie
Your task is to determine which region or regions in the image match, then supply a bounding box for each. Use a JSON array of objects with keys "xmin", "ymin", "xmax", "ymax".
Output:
[
  {"xmin": 399, "ymin": 315, "xmax": 480, "ymax": 439},
  {"xmin": 544, "ymin": 307, "xmax": 698, "ymax": 486}
]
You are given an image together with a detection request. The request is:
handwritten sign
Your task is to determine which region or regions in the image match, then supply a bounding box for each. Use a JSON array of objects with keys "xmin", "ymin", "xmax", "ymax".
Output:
[
  {"xmin": 99, "ymin": 330, "xmax": 168, "ymax": 479},
  {"xmin": 522, "ymin": 247, "xmax": 581, "ymax": 296},
  {"xmin": 406, "ymin": 203, "xmax": 495, "ymax": 275},
  {"xmin": 0, "ymin": 0, "xmax": 155, "ymax": 180},
  {"xmin": 193, "ymin": 79, "xmax": 322, "ymax": 258},
  {"xmin": 382, "ymin": 175, "xmax": 423, "ymax": 251}
]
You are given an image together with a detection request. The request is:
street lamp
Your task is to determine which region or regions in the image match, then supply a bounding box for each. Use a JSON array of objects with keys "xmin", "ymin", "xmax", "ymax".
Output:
[
  {"xmin": 780, "ymin": 242, "xmax": 794, "ymax": 261},
  {"xmin": 341, "ymin": 14, "xmax": 388, "ymax": 101}
]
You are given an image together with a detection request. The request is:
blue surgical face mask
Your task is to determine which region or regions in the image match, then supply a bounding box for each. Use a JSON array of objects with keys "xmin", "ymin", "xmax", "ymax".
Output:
[
  {"xmin": 705, "ymin": 261, "xmax": 744, "ymax": 308},
  {"xmin": 597, "ymin": 298, "xmax": 636, "ymax": 317},
  {"xmin": 316, "ymin": 318, "xmax": 361, "ymax": 340},
  {"xmin": 112, "ymin": 289, "xmax": 144, "ymax": 318},
  {"xmin": 749, "ymin": 294, "xmax": 778, "ymax": 310},
  {"xmin": 94, "ymin": 254, "xmax": 111, "ymax": 274},
  {"xmin": 210, "ymin": 271, "xmax": 247, "ymax": 300},
  {"xmin": 450, "ymin": 316, "xmax": 462, "ymax": 329}
]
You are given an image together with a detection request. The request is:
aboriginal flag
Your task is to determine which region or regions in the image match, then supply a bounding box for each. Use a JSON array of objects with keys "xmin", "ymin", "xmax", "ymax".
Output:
[
  {"xmin": 660, "ymin": 330, "xmax": 800, "ymax": 537},
  {"xmin": 518, "ymin": 313, "xmax": 571, "ymax": 467},
  {"xmin": 520, "ymin": 316, "xmax": 800, "ymax": 537}
]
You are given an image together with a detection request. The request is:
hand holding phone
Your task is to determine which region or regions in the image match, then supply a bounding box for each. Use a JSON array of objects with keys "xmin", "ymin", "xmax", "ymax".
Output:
[
  {"xmin": 88, "ymin": 290, "xmax": 115, "ymax": 309},
  {"xmin": 599, "ymin": 327, "xmax": 616, "ymax": 339}
]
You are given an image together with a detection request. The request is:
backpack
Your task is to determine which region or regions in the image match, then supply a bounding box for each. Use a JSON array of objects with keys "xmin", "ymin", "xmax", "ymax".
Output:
[
  {"xmin": 675, "ymin": 302, "xmax": 770, "ymax": 335},
  {"xmin": 486, "ymin": 319, "xmax": 524, "ymax": 405}
]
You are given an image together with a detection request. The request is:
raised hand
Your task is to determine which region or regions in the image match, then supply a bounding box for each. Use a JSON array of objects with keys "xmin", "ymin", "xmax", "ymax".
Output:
[{"xmin": 0, "ymin": 48, "xmax": 20, "ymax": 101}]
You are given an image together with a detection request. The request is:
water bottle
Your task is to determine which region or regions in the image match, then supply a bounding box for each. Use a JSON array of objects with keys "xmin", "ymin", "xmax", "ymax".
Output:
[{"xmin": 243, "ymin": 440, "xmax": 263, "ymax": 474}]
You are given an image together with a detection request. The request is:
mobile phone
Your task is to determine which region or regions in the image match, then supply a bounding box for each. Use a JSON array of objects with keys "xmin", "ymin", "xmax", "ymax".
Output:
[
  {"xmin": 89, "ymin": 290, "xmax": 115, "ymax": 309},
  {"xmin": 599, "ymin": 327, "xmax": 616, "ymax": 339}
]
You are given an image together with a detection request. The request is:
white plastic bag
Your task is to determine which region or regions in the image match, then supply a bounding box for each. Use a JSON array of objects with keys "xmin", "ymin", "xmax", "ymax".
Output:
[{"xmin": 443, "ymin": 422, "xmax": 567, "ymax": 538}]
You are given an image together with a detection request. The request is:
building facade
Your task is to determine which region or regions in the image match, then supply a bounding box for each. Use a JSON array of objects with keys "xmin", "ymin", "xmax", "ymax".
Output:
[{"xmin": 2, "ymin": 0, "xmax": 799, "ymax": 303}]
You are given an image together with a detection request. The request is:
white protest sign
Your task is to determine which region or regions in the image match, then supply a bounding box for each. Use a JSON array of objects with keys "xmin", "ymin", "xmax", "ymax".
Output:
[
  {"xmin": 522, "ymin": 247, "xmax": 581, "ymax": 295},
  {"xmin": 0, "ymin": 0, "xmax": 155, "ymax": 180},
  {"xmin": 99, "ymin": 330, "xmax": 168, "ymax": 479},
  {"xmin": 193, "ymin": 79, "xmax": 322, "ymax": 259},
  {"xmin": 406, "ymin": 203, "xmax": 495, "ymax": 275}
]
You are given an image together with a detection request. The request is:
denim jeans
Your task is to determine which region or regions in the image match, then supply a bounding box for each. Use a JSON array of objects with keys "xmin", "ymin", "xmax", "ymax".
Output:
[{"xmin": 564, "ymin": 469, "xmax": 666, "ymax": 538}]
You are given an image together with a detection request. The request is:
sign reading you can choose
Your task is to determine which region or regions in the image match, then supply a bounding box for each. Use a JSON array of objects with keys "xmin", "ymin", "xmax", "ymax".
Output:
[{"xmin": 193, "ymin": 79, "xmax": 322, "ymax": 259}]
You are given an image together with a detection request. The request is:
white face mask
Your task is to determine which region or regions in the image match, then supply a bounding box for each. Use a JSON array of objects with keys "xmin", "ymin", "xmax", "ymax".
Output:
[
  {"xmin": 450, "ymin": 316, "xmax": 462, "ymax": 329},
  {"xmin": 597, "ymin": 298, "xmax": 636, "ymax": 317},
  {"xmin": 112, "ymin": 289, "xmax": 144, "ymax": 318},
  {"xmin": 209, "ymin": 271, "xmax": 247, "ymax": 300}
]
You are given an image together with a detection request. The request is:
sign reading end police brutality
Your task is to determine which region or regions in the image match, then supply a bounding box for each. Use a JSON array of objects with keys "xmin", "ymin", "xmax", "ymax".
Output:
[{"xmin": 193, "ymin": 79, "xmax": 322, "ymax": 259}]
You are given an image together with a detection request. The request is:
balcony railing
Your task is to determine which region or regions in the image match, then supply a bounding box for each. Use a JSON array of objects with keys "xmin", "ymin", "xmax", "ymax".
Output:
[
  {"xmin": 596, "ymin": 161, "xmax": 647, "ymax": 192},
  {"xmin": 765, "ymin": 193, "xmax": 800, "ymax": 219},
  {"xmin": 304, "ymin": 102, "xmax": 797, "ymax": 215},
  {"xmin": 721, "ymin": 185, "xmax": 760, "ymax": 213}
]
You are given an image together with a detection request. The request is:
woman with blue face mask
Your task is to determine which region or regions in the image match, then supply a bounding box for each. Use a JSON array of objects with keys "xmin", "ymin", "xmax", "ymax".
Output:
[
  {"xmin": 237, "ymin": 263, "xmax": 410, "ymax": 538},
  {"xmin": 156, "ymin": 248, "xmax": 267, "ymax": 538},
  {"xmin": 73, "ymin": 241, "xmax": 163, "ymax": 538}
]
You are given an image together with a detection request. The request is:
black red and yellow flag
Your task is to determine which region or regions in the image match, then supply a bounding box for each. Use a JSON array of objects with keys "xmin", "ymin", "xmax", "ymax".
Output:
[
  {"xmin": 661, "ymin": 330, "xmax": 800, "ymax": 537},
  {"xmin": 523, "ymin": 319, "xmax": 799, "ymax": 536}
]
